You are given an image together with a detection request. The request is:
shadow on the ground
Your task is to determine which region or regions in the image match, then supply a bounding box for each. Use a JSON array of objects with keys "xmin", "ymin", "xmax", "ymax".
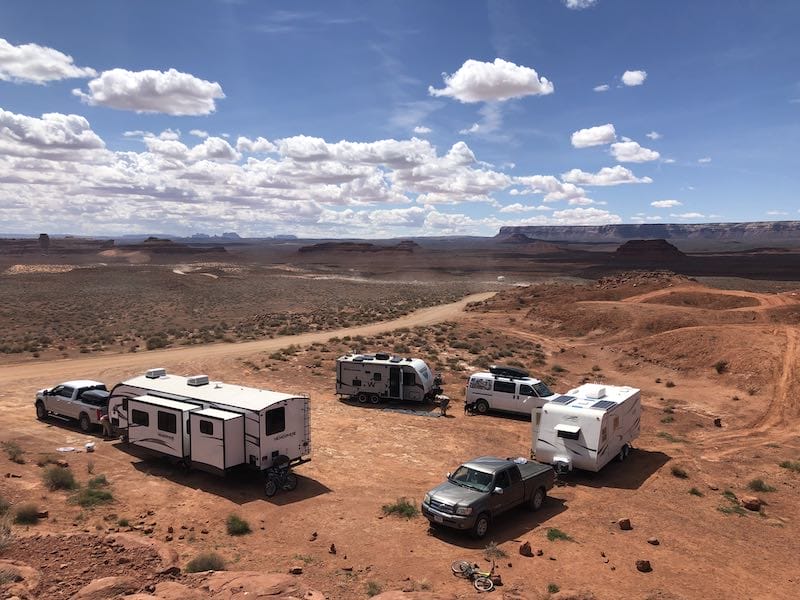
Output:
[
  {"xmin": 339, "ymin": 398, "xmax": 444, "ymax": 418},
  {"xmin": 426, "ymin": 496, "xmax": 567, "ymax": 549},
  {"xmin": 119, "ymin": 442, "xmax": 330, "ymax": 505},
  {"xmin": 555, "ymin": 447, "xmax": 670, "ymax": 490}
]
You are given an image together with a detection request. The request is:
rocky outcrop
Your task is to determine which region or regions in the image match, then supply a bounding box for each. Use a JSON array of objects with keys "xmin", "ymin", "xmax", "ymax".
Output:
[{"xmin": 497, "ymin": 221, "xmax": 800, "ymax": 242}]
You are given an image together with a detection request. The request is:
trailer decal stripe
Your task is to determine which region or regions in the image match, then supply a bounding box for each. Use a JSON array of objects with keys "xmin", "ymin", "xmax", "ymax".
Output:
[{"xmin": 135, "ymin": 437, "xmax": 175, "ymax": 451}]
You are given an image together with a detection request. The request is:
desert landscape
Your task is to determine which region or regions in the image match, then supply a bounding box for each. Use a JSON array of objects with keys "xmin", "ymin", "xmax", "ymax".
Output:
[{"xmin": 1, "ymin": 235, "xmax": 799, "ymax": 600}]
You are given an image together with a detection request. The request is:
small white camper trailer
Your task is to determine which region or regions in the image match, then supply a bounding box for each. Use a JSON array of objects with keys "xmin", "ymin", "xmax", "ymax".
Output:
[
  {"xmin": 336, "ymin": 353, "xmax": 442, "ymax": 403},
  {"xmin": 108, "ymin": 369, "xmax": 310, "ymax": 476},
  {"xmin": 533, "ymin": 383, "xmax": 640, "ymax": 473}
]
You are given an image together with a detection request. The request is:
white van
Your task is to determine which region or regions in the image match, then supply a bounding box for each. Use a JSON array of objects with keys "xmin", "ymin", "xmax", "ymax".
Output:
[{"xmin": 466, "ymin": 365, "xmax": 556, "ymax": 416}]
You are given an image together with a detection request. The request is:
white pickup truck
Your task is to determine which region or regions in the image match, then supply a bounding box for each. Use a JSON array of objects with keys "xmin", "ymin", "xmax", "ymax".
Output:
[{"xmin": 35, "ymin": 380, "xmax": 109, "ymax": 433}]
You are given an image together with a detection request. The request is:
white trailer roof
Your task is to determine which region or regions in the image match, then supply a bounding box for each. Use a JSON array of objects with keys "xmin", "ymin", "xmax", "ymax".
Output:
[
  {"xmin": 548, "ymin": 384, "xmax": 640, "ymax": 412},
  {"xmin": 193, "ymin": 407, "xmax": 241, "ymax": 420},
  {"xmin": 132, "ymin": 395, "xmax": 200, "ymax": 412},
  {"xmin": 122, "ymin": 372, "xmax": 304, "ymax": 412}
]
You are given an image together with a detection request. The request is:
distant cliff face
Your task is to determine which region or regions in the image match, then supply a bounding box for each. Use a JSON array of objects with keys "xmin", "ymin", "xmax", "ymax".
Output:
[{"xmin": 497, "ymin": 221, "xmax": 800, "ymax": 242}]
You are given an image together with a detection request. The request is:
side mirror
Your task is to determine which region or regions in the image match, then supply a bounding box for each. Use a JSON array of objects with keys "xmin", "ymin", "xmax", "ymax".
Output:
[{"xmin": 493, "ymin": 487, "xmax": 504, "ymax": 495}]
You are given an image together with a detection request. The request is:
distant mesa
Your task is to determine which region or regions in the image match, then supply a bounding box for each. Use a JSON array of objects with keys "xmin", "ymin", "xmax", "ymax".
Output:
[
  {"xmin": 128, "ymin": 237, "xmax": 225, "ymax": 254},
  {"xmin": 298, "ymin": 240, "xmax": 419, "ymax": 254},
  {"xmin": 614, "ymin": 239, "xmax": 686, "ymax": 260},
  {"xmin": 0, "ymin": 236, "xmax": 113, "ymax": 255},
  {"xmin": 499, "ymin": 233, "xmax": 564, "ymax": 253}
]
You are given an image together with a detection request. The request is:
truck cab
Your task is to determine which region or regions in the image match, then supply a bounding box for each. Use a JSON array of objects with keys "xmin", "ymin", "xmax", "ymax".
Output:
[{"xmin": 35, "ymin": 380, "xmax": 109, "ymax": 432}]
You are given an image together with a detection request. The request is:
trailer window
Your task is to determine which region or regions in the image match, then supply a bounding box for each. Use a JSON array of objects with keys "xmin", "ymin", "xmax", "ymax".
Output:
[
  {"xmin": 199, "ymin": 420, "xmax": 213, "ymax": 435},
  {"xmin": 352, "ymin": 379, "xmax": 361, "ymax": 387},
  {"xmin": 131, "ymin": 409, "xmax": 149, "ymax": 427},
  {"xmin": 557, "ymin": 429, "xmax": 580, "ymax": 440},
  {"xmin": 493, "ymin": 380, "xmax": 515, "ymax": 394},
  {"xmin": 373, "ymin": 372, "xmax": 382, "ymax": 381},
  {"xmin": 266, "ymin": 407, "xmax": 286, "ymax": 436},
  {"xmin": 403, "ymin": 371, "xmax": 416, "ymax": 386},
  {"xmin": 157, "ymin": 411, "xmax": 177, "ymax": 434}
]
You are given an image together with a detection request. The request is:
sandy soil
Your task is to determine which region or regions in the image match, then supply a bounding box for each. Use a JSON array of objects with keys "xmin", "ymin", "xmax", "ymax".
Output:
[{"xmin": 1, "ymin": 279, "xmax": 799, "ymax": 600}]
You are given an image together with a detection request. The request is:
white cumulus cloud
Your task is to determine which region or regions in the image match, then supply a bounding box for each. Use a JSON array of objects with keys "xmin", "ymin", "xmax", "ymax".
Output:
[
  {"xmin": 0, "ymin": 108, "xmax": 106, "ymax": 161},
  {"xmin": 0, "ymin": 37, "xmax": 96, "ymax": 84},
  {"xmin": 610, "ymin": 139, "xmax": 660, "ymax": 162},
  {"xmin": 671, "ymin": 212, "xmax": 705, "ymax": 219},
  {"xmin": 236, "ymin": 136, "xmax": 276, "ymax": 154},
  {"xmin": 561, "ymin": 165, "xmax": 652, "ymax": 186},
  {"xmin": 429, "ymin": 58, "xmax": 553, "ymax": 103},
  {"xmin": 698, "ymin": 156, "xmax": 712, "ymax": 163},
  {"xmin": 413, "ymin": 125, "xmax": 431, "ymax": 134},
  {"xmin": 593, "ymin": 84, "xmax": 609, "ymax": 92},
  {"xmin": 499, "ymin": 203, "xmax": 552, "ymax": 213},
  {"xmin": 571, "ymin": 123, "xmax": 616, "ymax": 148},
  {"xmin": 190, "ymin": 129, "xmax": 209, "ymax": 139},
  {"xmin": 73, "ymin": 68, "xmax": 225, "ymax": 115},
  {"xmin": 622, "ymin": 70, "xmax": 647, "ymax": 86},
  {"xmin": 564, "ymin": 0, "xmax": 598, "ymax": 9},
  {"xmin": 645, "ymin": 131, "xmax": 662, "ymax": 140},
  {"xmin": 651, "ymin": 199, "xmax": 682, "ymax": 208}
]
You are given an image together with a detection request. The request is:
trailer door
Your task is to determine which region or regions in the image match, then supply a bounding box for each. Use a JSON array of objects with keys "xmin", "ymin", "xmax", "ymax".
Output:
[{"xmin": 389, "ymin": 367, "xmax": 401, "ymax": 398}]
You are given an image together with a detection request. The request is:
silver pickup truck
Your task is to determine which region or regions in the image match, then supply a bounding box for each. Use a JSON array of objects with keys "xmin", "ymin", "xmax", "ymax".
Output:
[
  {"xmin": 35, "ymin": 380, "xmax": 109, "ymax": 433},
  {"xmin": 422, "ymin": 456, "xmax": 555, "ymax": 538}
]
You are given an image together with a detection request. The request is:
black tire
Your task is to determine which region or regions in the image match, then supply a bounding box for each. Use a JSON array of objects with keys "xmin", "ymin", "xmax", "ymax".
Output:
[
  {"xmin": 265, "ymin": 479, "xmax": 278, "ymax": 497},
  {"xmin": 530, "ymin": 487, "xmax": 546, "ymax": 511},
  {"xmin": 475, "ymin": 399, "xmax": 490, "ymax": 415},
  {"xmin": 471, "ymin": 513, "xmax": 490, "ymax": 539},
  {"xmin": 35, "ymin": 401, "xmax": 47, "ymax": 420},
  {"xmin": 283, "ymin": 473, "xmax": 298, "ymax": 491},
  {"xmin": 357, "ymin": 392, "xmax": 369, "ymax": 404},
  {"xmin": 369, "ymin": 394, "xmax": 380, "ymax": 404},
  {"xmin": 78, "ymin": 413, "xmax": 92, "ymax": 433},
  {"xmin": 474, "ymin": 577, "xmax": 494, "ymax": 592},
  {"xmin": 451, "ymin": 560, "xmax": 471, "ymax": 576}
]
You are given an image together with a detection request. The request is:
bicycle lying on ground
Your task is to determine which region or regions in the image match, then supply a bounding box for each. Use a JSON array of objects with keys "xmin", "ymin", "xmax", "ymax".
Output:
[{"xmin": 451, "ymin": 559, "xmax": 496, "ymax": 592}]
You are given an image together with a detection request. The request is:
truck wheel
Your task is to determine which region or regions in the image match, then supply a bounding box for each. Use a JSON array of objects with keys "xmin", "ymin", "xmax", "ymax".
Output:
[
  {"xmin": 78, "ymin": 413, "xmax": 92, "ymax": 433},
  {"xmin": 474, "ymin": 399, "xmax": 489, "ymax": 415},
  {"xmin": 471, "ymin": 513, "xmax": 490, "ymax": 539},
  {"xmin": 530, "ymin": 487, "xmax": 546, "ymax": 511},
  {"xmin": 35, "ymin": 401, "xmax": 47, "ymax": 420}
]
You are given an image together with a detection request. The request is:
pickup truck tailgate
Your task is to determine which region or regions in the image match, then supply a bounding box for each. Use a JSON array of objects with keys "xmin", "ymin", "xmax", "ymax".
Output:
[{"xmin": 517, "ymin": 460, "xmax": 554, "ymax": 482}]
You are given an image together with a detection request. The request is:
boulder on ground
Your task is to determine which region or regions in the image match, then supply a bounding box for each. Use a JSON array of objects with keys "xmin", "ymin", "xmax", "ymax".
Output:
[
  {"xmin": 618, "ymin": 518, "xmax": 633, "ymax": 530},
  {"xmin": 71, "ymin": 576, "xmax": 138, "ymax": 599},
  {"xmin": 636, "ymin": 559, "xmax": 653, "ymax": 573},
  {"xmin": 519, "ymin": 541, "xmax": 534, "ymax": 557},
  {"xmin": 740, "ymin": 496, "xmax": 763, "ymax": 511}
]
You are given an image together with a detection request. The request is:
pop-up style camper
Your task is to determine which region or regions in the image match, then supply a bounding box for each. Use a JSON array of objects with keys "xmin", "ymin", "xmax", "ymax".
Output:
[
  {"xmin": 108, "ymin": 369, "xmax": 310, "ymax": 475},
  {"xmin": 336, "ymin": 353, "xmax": 442, "ymax": 403},
  {"xmin": 533, "ymin": 383, "xmax": 640, "ymax": 473}
]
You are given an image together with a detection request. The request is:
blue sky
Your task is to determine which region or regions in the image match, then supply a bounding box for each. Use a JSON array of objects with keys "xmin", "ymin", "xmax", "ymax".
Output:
[{"xmin": 0, "ymin": 0, "xmax": 798, "ymax": 237}]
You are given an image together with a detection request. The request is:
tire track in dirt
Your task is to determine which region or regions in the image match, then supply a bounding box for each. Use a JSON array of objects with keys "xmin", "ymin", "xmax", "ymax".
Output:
[{"xmin": 0, "ymin": 292, "xmax": 495, "ymax": 389}]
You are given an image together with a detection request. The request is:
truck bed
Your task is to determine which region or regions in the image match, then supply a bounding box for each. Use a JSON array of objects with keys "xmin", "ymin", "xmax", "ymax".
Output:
[{"xmin": 516, "ymin": 460, "xmax": 553, "ymax": 480}]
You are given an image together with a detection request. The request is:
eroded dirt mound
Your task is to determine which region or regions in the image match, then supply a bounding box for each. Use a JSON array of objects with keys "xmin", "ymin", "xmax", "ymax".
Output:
[
  {"xmin": 614, "ymin": 239, "xmax": 686, "ymax": 259},
  {"xmin": 642, "ymin": 291, "xmax": 760, "ymax": 310}
]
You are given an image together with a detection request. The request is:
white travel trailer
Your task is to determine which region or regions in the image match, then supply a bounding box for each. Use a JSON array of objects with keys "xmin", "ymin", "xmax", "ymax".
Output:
[
  {"xmin": 533, "ymin": 383, "xmax": 641, "ymax": 473},
  {"xmin": 466, "ymin": 365, "xmax": 556, "ymax": 416},
  {"xmin": 336, "ymin": 353, "xmax": 442, "ymax": 404},
  {"xmin": 108, "ymin": 369, "xmax": 310, "ymax": 475}
]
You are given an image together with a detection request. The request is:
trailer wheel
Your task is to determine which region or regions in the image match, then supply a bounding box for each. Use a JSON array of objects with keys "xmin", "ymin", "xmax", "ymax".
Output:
[
  {"xmin": 369, "ymin": 394, "xmax": 380, "ymax": 404},
  {"xmin": 357, "ymin": 392, "xmax": 369, "ymax": 403},
  {"xmin": 265, "ymin": 479, "xmax": 278, "ymax": 497},
  {"xmin": 474, "ymin": 399, "xmax": 489, "ymax": 415},
  {"xmin": 530, "ymin": 487, "xmax": 546, "ymax": 511},
  {"xmin": 78, "ymin": 413, "xmax": 92, "ymax": 433},
  {"xmin": 35, "ymin": 401, "xmax": 47, "ymax": 421}
]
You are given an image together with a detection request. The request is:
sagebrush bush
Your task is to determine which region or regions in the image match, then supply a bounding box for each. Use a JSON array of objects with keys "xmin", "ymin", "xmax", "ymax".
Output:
[
  {"xmin": 381, "ymin": 497, "xmax": 418, "ymax": 519},
  {"xmin": 226, "ymin": 514, "xmax": 251, "ymax": 536},
  {"xmin": 185, "ymin": 552, "xmax": 226, "ymax": 573},
  {"xmin": 13, "ymin": 503, "xmax": 40, "ymax": 525},
  {"xmin": 43, "ymin": 466, "xmax": 77, "ymax": 491}
]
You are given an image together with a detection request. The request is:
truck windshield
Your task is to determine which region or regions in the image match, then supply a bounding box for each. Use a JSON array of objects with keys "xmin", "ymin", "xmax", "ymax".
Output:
[
  {"xmin": 449, "ymin": 466, "xmax": 493, "ymax": 492},
  {"xmin": 533, "ymin": 382, "xmax": 553, "ymax": 397}
]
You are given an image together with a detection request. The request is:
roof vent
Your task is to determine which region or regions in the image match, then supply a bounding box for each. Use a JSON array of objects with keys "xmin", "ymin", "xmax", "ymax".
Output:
[
  {"xmin": 582, "ymin": 384, "xmax": 606, "ymax": 399},
  {"xmin": 187, "ymin": 374, "xmax": 209, "ymax": 386},
  {"xmin": 375, "ymin": 352, "xmax": 390, "ymax": 360},
  {"xmin": 145, "ymin": 368, "xmax": 166, "ymax": 379}
]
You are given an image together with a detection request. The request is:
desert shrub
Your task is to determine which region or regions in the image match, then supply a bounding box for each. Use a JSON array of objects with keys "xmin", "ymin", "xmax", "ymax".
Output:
[
  {"xmin": 118, "ymin": 517, "xmax": 130, "ymax": 527},
  {"xmin": 747, "ymin": 478, "xmax": 776, "ymax": 493},
  {"xmin": 88, "ymin": 474, "xmax": 108, "ymax": 488},
  {"xmin": 72, "ymin": 487, "xmax": 113, "ymax": 508},
  {"xmin": 185, "ymin": 551, "xmax": 226, "ymax": 573},
  {"xmin": 779, "ymin": 460, "xmax": 800, "ymax": 472},
  {"xmin": 657, "ymin": 431, "xmax": 685, "ymax": 443},
  {"xmin": 226, "ymin": 514, "xmax": 251, "ymax": 536},
  {"xmin": 671, "ymin": 466, "xmax": 689, "ymax": 479},
  {"xmin": 689, "ymin": 487, "xmax": 704, "ymax": 497},
  {"xmin": 660, "ymin": 415, "xmax": 675, "ymax": 424},
  {"xmin": 713, "ymin": 360, "xmax": 729, "ymax": 374},
  {"xmin": 546, "ymin": 527, "xmax": 573, "ymax": 542},
  {"xmin": 484, "ymin": 541, "xmax": 507, "ymax": 559},
  {"xmin": 43, "ymin": 466, "xmax": 77, "ymax": 490},
  {"xmin": 0, "ymin": 496, "xmax": 9, "ymax": 516},
  {"xmin": 2, "ymin": 441, "xmax": 24, "ymax": 464},
  {"xmin": 366, "ymin": 581, "xmax": 383, "ymax": 597},
  {"xmin": 146, "ymin": 335, "xmax": 167, "ymax": 350},
  {"xmin": 13, "ymin": 502, "xmax": 39, "ymax": 525},
  {"xmin": 547, "ymin": 583, "xmax": 560, "ymax": 594},
  {"xmin": 665, "ymin": 380, "xmax": 676, "ymax": 388},
  {"xmin": 35, "ymin": 454, "xmax": 58, "ymax": 467},
  {"xmin": 591, "ymin": 365, "xmax": 601, "ymax": 372},
  {"xmin": 551, "ymin": 364, "xmax": 566, "ymax": 373},
  {"xmin": 381, "ymin": 497, "xmax": 418, "ymax": 519}
]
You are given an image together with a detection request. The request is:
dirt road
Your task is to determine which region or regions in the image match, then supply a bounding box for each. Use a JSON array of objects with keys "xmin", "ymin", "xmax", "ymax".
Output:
[{"xmin": 0, "ymin": 291, "xmax": 494, "ymax": 387}]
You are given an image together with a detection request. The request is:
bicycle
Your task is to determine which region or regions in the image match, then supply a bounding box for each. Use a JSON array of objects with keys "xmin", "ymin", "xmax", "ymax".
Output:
[
  {"xmin": 451, "ymin": 559, "xmax": 495, "ymax": 592},
  {"xmin": 264, "ymin": 456, "xmax": 298, "ymax": 497}
]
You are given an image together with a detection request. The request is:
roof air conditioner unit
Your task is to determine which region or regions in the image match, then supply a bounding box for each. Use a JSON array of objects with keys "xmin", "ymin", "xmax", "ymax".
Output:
[
  {"xmin": 145, "ymin": 368, "xmax": 166, "ymax": 379},
  {"xmin": 187, "ymin": 374, "xmax": 209, "ymax": 386}
]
